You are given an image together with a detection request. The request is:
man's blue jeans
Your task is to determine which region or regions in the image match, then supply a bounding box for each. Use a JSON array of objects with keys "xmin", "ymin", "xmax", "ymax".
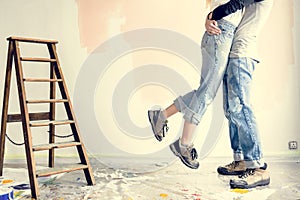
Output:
[
  {"xmin": 223, "ymin": 57, "xmax": 264, "ymax": 169},
  {"xmin": 174, "ymin": 19, "xmax": 236, "ymax": 125}
]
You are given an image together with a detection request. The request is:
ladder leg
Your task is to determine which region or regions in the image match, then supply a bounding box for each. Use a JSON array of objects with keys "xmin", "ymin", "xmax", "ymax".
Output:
[
  {"xmin": 0, "ymin": 41, "xmax": 14, "ymax": 176},
  {"xmin": 13, "ymin": 40, "xmax": 39, "ymax": 198},
  {"xmin": 80, "ymin": 145, "xmax": 95, "ymax": 185},
  {"xmin": 48, "ymin": 63, "xmax": 56, "ymax": 168},
  {"xmin": 48, "ymin": 43, "xmax": 95, "ymax": 185}
]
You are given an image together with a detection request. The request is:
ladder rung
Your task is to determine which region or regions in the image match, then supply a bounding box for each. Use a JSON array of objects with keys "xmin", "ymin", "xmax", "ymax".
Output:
[
  {"xmin": 7, "ymin": 36, "xmax": 58, "ymax": 44},
  {"xmin": 30, "ymin": 120, "xmax": 75, "ymax": 127},
  {"xmin": 36, "ymin": 164, "xmax": 88, "ymax": 177},
  {"xmin": 33, "ymin": 141, "xmax": 81, "ymax": 151},
  {"xmin": 24, "ymin": 78, "xmax": 63, "ymax": 82},
  {"xmin": 21, "ymin": 57, "xmax": 57, "ymax": 62},
  {"xmin": 27, "ymin": 99, "xmax": 68, "ymax": 103},
  {"xmin": 7, "ymin": 112, "xmax": 50, "ymax": 123}
]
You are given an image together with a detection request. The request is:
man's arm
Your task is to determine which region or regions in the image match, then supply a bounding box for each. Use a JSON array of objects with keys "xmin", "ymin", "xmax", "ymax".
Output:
[
  {"xmin": 205, "ymin": 0, "xmax": 264, "ymax": 35},
  {"xmin": 209, "ymin": 0, "xmax": 264, "ymax": 20}
]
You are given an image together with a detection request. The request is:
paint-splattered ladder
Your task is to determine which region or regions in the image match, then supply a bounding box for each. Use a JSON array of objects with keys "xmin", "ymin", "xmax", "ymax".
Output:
[{"xmin": 0, "ymin": 36, "xmax": 95, "ymax": 199}]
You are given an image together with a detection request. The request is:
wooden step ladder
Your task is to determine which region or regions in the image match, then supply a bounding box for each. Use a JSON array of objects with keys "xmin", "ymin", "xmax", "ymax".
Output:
[{"xmin": 0, "ymin": 36, "xmax": 95, "ymax": 199}]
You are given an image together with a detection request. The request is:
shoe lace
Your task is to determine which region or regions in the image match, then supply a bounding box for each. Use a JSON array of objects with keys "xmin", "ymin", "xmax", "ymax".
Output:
[
  {"xmin": 239, "ymin": 169, "xmax": 255, "ymax": 179},
  {"xmin": 226, "ymin": 161, "xmax": 239, "ymax": 168},
  {"xmin": 161, "ymin": 120, "xmax": 169, "ymax": 137},
  {"xmin": 187, "ymin": 146, "xmax": 198, "ymax": 160}
]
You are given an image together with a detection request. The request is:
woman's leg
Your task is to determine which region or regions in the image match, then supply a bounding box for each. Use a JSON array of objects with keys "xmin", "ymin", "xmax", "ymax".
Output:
[
  {"xmin": 169, "ymin": 20, "xmax": 237, "ymax": 169},
  {"xmin": 164, "ymin": 104, "xmax": 178, "ymax": 118},
  {"xmin": 181, "ymin": 121, "xmax": 197, "ymax": 145},
  {"xmin": 149, "ymin": 19, "xmax": 236, "ymax": 169}
]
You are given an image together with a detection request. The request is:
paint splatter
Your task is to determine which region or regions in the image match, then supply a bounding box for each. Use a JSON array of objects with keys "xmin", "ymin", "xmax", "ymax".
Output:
[
  {"xmin": 160, "ymin": 193, "xmax": 168, "ymax": 198},
  {"xmin": 1, "ymin": 179, "xmax": 13, "ymax": 184},
  {"xmin": 231, "ymin": 188, "xmax": 249, "ymax": 194},
  {"xmin": 190, "ymin": 193, "xmax": 201, "ymax": 200}
]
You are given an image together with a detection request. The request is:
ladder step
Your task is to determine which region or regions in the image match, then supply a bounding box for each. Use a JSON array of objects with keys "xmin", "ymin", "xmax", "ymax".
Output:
[
  {"xmin": 27, "ymin": 99, "xmax": 68, "ymax": 103},
  {"xmin": 7, "ymin": 36, "xmax": 58, "ymax": 44},
  {"xmin": 30, "ymin": 120, "xmax": 75, "ymax": 127},
  {"xmin": 21, "ymin": 57, "xmax": 57, "ymax": 62},
  {"xmin": 36, "ymin": 164, "xmax": 88, "ymax": 177},
  {"xmin": 33, "ymin": 141, "xmax": 81, "ymax": 151},
  {"xmin": 24, "ymin": 78, "xmax": 63, "ymax": 82},
  {"xmin": 7, "ymin": 112, "xmax": 50, "ymax": 123}
]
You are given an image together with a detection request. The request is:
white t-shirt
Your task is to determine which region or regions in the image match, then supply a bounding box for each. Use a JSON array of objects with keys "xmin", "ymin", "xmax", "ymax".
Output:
[{"xmin": 229, "ymin": 0, "xmax": 273, "ymax": 60}]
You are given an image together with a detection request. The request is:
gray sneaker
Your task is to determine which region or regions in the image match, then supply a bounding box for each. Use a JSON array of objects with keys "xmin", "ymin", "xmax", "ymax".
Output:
[
  {"xmin": 148, "ymin": 109, "xmax": 169, "ymax": 142},
  {"xmin": 169, "ymin": 138, "xmax": 199, "ymax": 169}
]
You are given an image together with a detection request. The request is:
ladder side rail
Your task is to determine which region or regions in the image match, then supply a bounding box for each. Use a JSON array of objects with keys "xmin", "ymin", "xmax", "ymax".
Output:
[
  {"xmin": 48, "ymin": 44, "xmax": 95, "ymax": 185},
  {"xmin": 48, "ymin": 62, "xmax": 56, "ymax": 168},
  {"xmin": 0, "ymin": 41, "xmax": 15, "ymax": 176},
  {"xmin": 47, "ymin": 44, "xmax": 82, "ymax": 142},
  {"xmin": 13, "ymin": 40, "xmax": 39, "ymax": 198},
  {"xmin": 47, "ymin": 44, "xmax": 73, "ymax": 119}
]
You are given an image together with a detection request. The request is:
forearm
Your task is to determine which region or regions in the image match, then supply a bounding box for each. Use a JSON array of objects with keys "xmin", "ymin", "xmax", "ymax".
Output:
[{"xmin": 209, "ymin": 0, "xmax": 264, "ymax": 20}]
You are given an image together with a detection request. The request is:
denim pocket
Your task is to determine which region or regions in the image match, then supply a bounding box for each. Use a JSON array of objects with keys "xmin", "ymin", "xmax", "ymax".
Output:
[{"xmin": 215, "ymin": 27, "xmax": 234, "ymax": 47}]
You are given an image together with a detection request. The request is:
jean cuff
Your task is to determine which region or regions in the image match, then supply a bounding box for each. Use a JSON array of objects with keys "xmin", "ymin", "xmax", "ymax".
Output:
[
  {"xmin": 245, "ymin": 159, "xmax": 265, "ymax": 169},
  {"xmin": 174, "ymin": 97, "xmax": 201, "ymax": 125},
  {"xmin": 233, "ymin": 152, "xmax": 244, "ymax": 161}
]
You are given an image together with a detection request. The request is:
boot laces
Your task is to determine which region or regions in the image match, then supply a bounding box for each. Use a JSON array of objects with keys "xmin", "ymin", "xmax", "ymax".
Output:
[
  {"xmin": 226, "ymin": 161, "xmax": 239, "ymax": 168},
  {"xmin": 226, "ymin": 161, "xmax": 239, "ymax": 169},
  {"xmin": 239, "ymin": 169, "xmax": 255, "ymax": 179}
]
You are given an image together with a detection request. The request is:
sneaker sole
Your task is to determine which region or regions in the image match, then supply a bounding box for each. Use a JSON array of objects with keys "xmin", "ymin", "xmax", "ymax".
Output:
[
  {"xmin": 147, "ymin": 111, "xmax": 163, "ymax": 142},
  {"xmin": 169, "ymin": 143, "xmax": 199, "ymax": 169},
  {"xmin": 230, "ymin": 178, "xmax": 270, "ymax": 189}
]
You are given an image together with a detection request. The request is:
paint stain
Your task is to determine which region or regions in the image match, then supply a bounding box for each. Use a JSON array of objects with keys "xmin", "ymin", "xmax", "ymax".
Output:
[
  {"xmin": 231, "ymin": 188, "xmax": 249, "ymax": 194},
  {"xmin": 160, "ymin": 193, "xmax": 168, "ymax": 198},
  {"xmin": 13, "ymin": 191, "xmax": 24, "ymax": 198},
  {"xmin": 1, "ymin": 179, "xmax": 13, "ymax": 184},
  {"xmin": 191, "ymin": 193, "xmax": 201, "ymax": 200}
]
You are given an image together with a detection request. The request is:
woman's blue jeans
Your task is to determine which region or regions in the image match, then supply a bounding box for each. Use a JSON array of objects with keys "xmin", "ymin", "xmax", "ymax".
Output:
[
  {"xmin": 174, "ymin": 19, "xmax": 236, "ymax": 125},
  {"xmin": 223, "ymin": 57, "xmax": 264, "ymax": 168}
]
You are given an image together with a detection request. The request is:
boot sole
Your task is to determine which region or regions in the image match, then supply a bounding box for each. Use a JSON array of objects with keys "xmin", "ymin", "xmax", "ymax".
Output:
[
  {"xmin": 230, "ymin": 178, "xmax": 270, "ymax": 189},
  {"xmin": 217, "ymin": 168, "xmax": 245, "ymax": 176}
]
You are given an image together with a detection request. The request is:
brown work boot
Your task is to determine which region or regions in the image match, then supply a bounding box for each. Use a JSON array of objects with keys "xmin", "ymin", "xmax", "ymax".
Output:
[
  {"xmin": 230, "ymin": 168, "xmax": 270, "ymax": 189},
  {"xmin": 217, "ymin": 161, "xmax": 246, "ymax": 175}
]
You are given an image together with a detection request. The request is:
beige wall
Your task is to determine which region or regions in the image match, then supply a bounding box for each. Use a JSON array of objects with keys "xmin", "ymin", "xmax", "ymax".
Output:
[{"xmin": 0, "ymin": 0, "xmax": 299, "ymax": 159}]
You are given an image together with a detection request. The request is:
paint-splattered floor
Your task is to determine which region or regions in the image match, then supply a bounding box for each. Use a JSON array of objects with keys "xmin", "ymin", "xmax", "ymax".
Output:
[{"xmin": 1, "ymin": 156, "xmax": 300, "ymax": 199}]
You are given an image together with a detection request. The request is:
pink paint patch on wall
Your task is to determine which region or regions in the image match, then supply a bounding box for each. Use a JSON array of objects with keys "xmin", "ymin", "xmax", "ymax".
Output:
[{"xmin": 75, "ymin": 0, "xmax": 205, "ymax": 52}]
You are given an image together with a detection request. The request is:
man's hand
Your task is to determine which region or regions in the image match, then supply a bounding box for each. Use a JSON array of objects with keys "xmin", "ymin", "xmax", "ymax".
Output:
[{"xmin": 205, "ymin": 12, "xmax": 221, "ymax": 35}]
